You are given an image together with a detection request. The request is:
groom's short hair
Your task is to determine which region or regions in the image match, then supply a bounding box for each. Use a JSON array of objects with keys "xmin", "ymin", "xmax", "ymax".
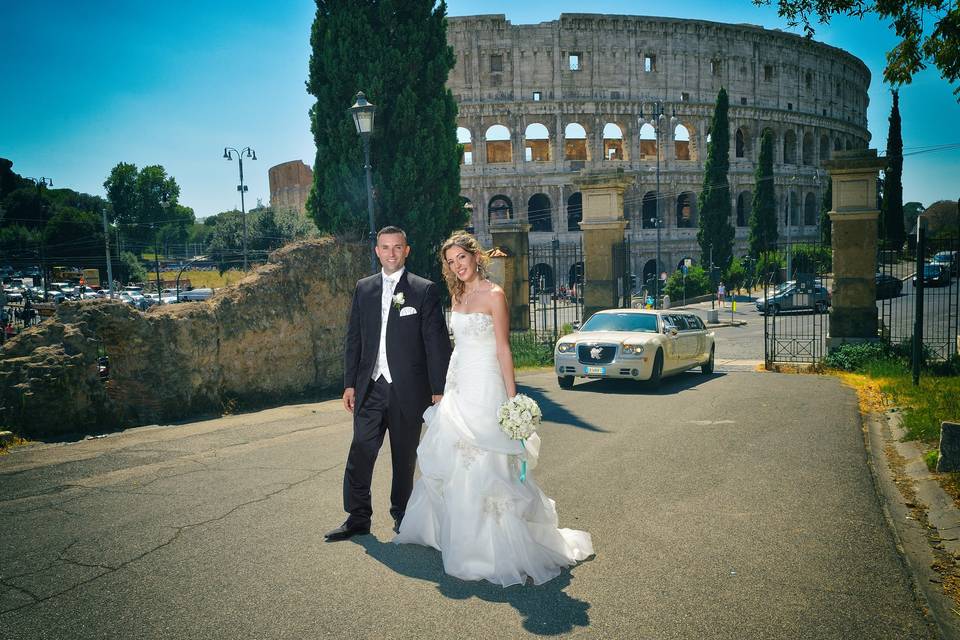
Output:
[{"xmin": 377, "ymin": 226, "xmax": 407, "ymax": 244}]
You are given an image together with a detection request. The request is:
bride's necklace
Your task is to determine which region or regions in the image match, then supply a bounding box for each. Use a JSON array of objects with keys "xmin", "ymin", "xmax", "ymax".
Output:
[{"xmin": 461, "ymin": 280, "xmax": 487, "ymax": 303}]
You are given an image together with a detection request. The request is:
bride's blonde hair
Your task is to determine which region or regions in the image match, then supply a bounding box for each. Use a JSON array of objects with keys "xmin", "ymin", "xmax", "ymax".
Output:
[{"xmin": 439, "ymin": 231, "xmax": 491, "ymax": 303}]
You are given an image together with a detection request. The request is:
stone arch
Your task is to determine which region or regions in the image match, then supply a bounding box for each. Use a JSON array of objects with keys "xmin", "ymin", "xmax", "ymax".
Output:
[
  {"xmin": 641, "ymin": 191, "xmax": 658, "ymax": 228},
  {"xmin": 642, "ymin": 259, "xmax": 659, "ymax": 288},
  {"xmin": 845, "ymin": 138, "xmax": 853, "ymax": 151},
  {"xmin": 820, "ymin": 134, "xmax": 830, "ymax": 161},
  {"xmin": 564, "ymin": 122, "xmax": 588, "ymax": 161},
  {"xmin": 735, "ymin": 127, "xmax": 748, "ymax": 159},
  {"xmin": 461, "ymin": 196, "xmax": 475, "ymax": 230},
  {"xmin": 802, "ymin": 131, "xmax": 814, "ymax": 165},
  {"xmin": 487, "ymin": 194, "xmax": 513, "ymax": 225},
  {"xmin": 833, "ymin": 137, "xmax": 843, "ymax": 152},
  {"xmin": 457, "ymin": 127, "xmax": 473, "ymax": 165},
  {"xmin": 674, "ymin": 123, "xmax": 692, "ymax": 160},
  {"xmin": 676, "ymin": 192, "xmax": 697, "ymax": 228},
  {"xmin": 803, "ymin": 192, "xmax": 817, "ymax": 227},
  {"xmin": 736, "ymin": 190, "xmax": 751, "ymax": 227},
  {"xmin": 530, "ymin": 263, "xmax": 554, "ymax": 293},
  {"xmin": 789, "ymin": 191, "xmax": 800, "ymax": 226},
  {"xmin": 566, "ymin": 192, "xmax": 583, "ymax": 231},
  {"xmin": 527, "ymin": 192, "xmax": 552, "ymax": 232},
  {"xmin": 524, "ymin": 123, "xmax": 551, "ymax": 162},
  {"xmin": 485, "ymin": 124, "xmax": 512, "ymax": 164},
  {"xmin": 602, "ymin": 122, "xmax": 626, "ymax": 160},
  {"xmin": 677, "ymin": 257, "xmax": 693, "ymax": 271},
  {"xmin": 639, "ymin": 123, "xmax": 657, "ymax": 159},
  {"xmin": 783, "ymin": 129, "xmax": 797, "ymax": 164}
]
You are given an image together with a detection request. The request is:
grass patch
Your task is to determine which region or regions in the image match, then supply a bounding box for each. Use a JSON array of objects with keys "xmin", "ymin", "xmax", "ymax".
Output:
[
  {"xmin": 510, "ymin": 332, "xmax": 554, "ymax": 370},
  {"xmin": 159, "ymin": 269, "xmax": 247, "ymax": 289}
]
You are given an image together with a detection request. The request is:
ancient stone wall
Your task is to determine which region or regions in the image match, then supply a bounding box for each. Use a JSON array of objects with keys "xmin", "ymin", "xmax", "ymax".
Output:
[
  {"xmin": 269, "ymin": 160, "xmax": 313, "ymax": 216},
  {"xmin": 0, "ymin": 239, "xmax": 367, "ymax": 438}
]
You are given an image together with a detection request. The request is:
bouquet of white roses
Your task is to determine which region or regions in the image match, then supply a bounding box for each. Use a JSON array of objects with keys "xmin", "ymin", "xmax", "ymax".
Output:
[{"xmin": 498, "ymin": 393, "xmax": 542, "ymax": 482}]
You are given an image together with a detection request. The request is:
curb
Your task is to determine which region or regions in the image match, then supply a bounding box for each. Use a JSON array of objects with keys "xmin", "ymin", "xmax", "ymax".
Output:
[{"xmin": 865, "ymin": 409, "xmax": 960, "ymax": 639}]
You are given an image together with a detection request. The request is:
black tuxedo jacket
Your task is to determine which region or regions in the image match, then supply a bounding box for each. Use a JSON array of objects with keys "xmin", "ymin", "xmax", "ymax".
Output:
[{"xmin": 343, "ymin": 270, "xmax": 452, "ymax": 423}]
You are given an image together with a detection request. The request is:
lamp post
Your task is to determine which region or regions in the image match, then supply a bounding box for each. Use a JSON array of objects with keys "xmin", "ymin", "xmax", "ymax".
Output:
[
  {"xmin": 639, "ymin": 101, "xmax": 676, "ymax": 309},
  {"xmin": 28, "ymin": 177, "xmax": 53, "ymax": 299},
  {"xmin": 154, "ymin": 196, "xmax": 170, "ymax": 304},
  {"xmin": 176, "ymin": 255, "xmax": 208, "ymax": 302},
  {"xmin": 223, "ymin": 146, "xmax": 256, "ymax": 272},
  {"xmin": 349, "ymin": 91, "xmax": 378, "ymax": 273}
]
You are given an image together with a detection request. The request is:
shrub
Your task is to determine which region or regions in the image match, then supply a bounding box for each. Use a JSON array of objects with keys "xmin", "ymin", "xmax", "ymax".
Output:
[
  {"xmin": 664, "ymin": 265, "xmax": 711, "ymax": 300},
  {"xmin": 824, "ymin": 342, "xmax": 893, "ymax": 371},
  {"xmin": 510, "ymin": 332, "xmax": 554, "ymax": 368}
]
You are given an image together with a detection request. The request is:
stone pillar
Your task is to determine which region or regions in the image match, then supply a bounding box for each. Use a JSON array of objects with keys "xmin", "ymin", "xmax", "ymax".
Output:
[
  {"xmin": 825, "ymin": 149, "xmax": 887, "ymax": 349},
  {"xmin": 489, "ymin": 221, "xmax": 530, "ymax": 331},
  {"xmin": 574, "ymin": 169, "xmax": 634, "ymax": 319}
]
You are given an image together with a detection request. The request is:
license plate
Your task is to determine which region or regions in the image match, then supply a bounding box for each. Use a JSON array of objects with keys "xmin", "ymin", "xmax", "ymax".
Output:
[{"xmin": 584, "ymin": 366, "xmax": 606, "ymax": 375}]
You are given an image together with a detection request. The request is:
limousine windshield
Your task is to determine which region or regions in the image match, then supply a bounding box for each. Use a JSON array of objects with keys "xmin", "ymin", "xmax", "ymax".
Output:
[{"xmin": 581, "ymin": 312, "xmax": 658, "ymax": 333}]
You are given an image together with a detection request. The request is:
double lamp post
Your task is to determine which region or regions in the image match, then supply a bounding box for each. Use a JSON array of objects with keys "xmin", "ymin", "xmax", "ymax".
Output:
[{"xmin": 638, "ymin": 100, "xmax": 676, "ymax": 309}]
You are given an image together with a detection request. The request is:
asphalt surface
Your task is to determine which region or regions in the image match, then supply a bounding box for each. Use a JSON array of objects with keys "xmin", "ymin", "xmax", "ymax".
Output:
[{"xmin": 0, "ymin": 367, "xmax": 935, "ymax": 639}]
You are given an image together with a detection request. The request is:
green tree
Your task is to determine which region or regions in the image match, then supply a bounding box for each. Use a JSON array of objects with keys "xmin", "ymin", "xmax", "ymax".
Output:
[
  {"xmin": 724, "ymin": 258, "xmax": 747, "ymax": 294},
  {"xmin": 43, "ymin": 207, "xmax": 104, "ymax": 265},
  {"xmin": 755, "ymin": 0, "xmax": 960, "ymax": 100},
  {"xmin": 664, "ymin": 265, "xmax": 711, "ymax": 300},
  {"xmin": 904, "ymin": 201, "xmax": 925, "ymax": 233},
  {"xmin": 882, "ymin": 89, "xmax": 905, "ymax": 247},
  {"xmin": 206, "ymin": 209, "xmax": 245, "ymax": 273},
  {"xmin": 697, "ymin": 87, "xmax": 736, "ymax": 273},
  {"xmin": 749, "ymin": 130, "xmax": 778, "ymax": 256},
  {"xmin": 120, "ymin": 251, "xmax": 148, "ymax": 284},
  {"xmin": 820, "ymin": 177, "xmax": 833, "ymax": 244},
  {"xmin": 104, "ymin": 163, "xmax": 180, "ymax": 249},
  {"xmin": 306, "ymin": 0, "xmax": 465, "ymax": 280}
]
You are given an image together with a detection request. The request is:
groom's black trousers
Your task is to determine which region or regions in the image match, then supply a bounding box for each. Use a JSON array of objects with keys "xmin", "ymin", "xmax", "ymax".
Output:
[{"xmin": 344, "ymin": 376, "xmax": 421, "ymax": 527}]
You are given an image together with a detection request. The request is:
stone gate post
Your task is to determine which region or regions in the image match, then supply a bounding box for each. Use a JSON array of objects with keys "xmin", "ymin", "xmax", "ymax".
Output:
[
  {"xmin": 824, "ymin": 149, "xmax": 888, "ymax": 349},
  {"xmin": 573, "ymin": 169, "xmax": 634, "ymax": 319},
  {"xmin": 489, "ymin": 221, "xmax": 530, "ymax": 331}
]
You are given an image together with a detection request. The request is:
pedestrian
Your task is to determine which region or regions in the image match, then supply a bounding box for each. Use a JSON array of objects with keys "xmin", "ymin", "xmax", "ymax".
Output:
[
  {"xmin": 4, "ymin": 322, "xmax": 14, "ymax": 340},
  {"xmin": 717, "ymin": 280, "xmax": 726, "ymax": 308}
]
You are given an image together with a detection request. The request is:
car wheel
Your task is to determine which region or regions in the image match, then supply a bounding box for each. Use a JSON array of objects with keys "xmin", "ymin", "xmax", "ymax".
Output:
[
  {"xmin": 649, "ymin": 350, "xmax": 664, "ymax": 390},
  {"xmin": 702, "ymin": 346, "xmax": 715, "ymax": 374},
  {"xmin": 814, "ymin": 301, "xmax": 826, "ymax": 314},
  {"xmin": 558, "ymin": 376, "xmax": 574, "ymax": 390},
  {"xmin": 767, "ymin": 304, "xmax": 780, "ymax": 316}
]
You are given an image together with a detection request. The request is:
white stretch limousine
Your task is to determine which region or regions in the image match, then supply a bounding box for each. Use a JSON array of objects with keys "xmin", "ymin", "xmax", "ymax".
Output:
[{"xmin": 554, "ymin": 309, "xmax": 716, "ymax": 389}]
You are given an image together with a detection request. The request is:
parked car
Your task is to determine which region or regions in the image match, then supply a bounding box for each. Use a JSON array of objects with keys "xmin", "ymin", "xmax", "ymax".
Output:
[
  {"xmin": 875, "ymin": 273, "xmax": 903, "ymax": 300},
  {"xmin": 932, "ymin": 251, "xmax": 958, "ymax": 276},
  {"xmin": 554, "ymin": 309, "xmax": 716, "ymax": 390},
  {"xmin": 178, "ymin": 287, "xmax": 213, "ymax": 302},
  {"xmin": 755, "ymin": 280, "xmax": 831, "ymax": 314},
  {"xmin": 913, "ymin": 263, "xmax": 952, "ymax": 287}
]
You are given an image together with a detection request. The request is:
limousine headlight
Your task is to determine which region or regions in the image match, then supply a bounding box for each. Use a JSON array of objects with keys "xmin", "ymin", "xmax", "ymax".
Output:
[
  {"xmin": 556, "ymin": 342, "xmax": 576, "ymax": 353},
  {"xmin": 622, "ymin": 343, "xmax": 644, "ymax": 355}
]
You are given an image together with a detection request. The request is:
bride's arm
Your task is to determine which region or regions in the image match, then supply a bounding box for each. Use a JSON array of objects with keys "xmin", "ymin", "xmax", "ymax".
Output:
[{"xmin": 490, "ymin": 288, "xmax": 517, "ymax": 398}]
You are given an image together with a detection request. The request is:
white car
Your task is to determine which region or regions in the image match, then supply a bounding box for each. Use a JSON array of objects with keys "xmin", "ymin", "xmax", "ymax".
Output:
[{"xmin": 554, "ymin": 309, "xmax": 716, "ymax": 389}]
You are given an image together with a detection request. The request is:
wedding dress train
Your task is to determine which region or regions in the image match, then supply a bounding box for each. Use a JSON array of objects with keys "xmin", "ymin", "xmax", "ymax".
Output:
[{"xmin": 393, "ymin": 311, "xmax": 593, "ymax": 586}]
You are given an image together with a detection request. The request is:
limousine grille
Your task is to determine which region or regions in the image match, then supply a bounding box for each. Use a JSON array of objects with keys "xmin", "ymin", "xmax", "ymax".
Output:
[{"xmin": 577, "ymin": 343, "xmax": 617, "ymax": 365}]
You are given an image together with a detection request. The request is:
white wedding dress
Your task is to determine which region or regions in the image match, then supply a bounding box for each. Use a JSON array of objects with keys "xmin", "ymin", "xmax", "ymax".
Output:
[{"xmin": 393, "ymin": 311, "xmax": 593, "ymax": 586}]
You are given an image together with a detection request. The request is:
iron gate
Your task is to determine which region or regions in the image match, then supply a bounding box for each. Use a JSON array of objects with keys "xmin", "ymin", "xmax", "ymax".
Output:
[{"xmin": 528, "ymin": 240, "xmax": 585, "ymax": 341}]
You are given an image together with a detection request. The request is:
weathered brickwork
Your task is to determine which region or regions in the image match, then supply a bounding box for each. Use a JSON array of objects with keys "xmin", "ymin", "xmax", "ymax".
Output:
[
  {"xmin": 447, "ymin": 13, "xmax": 871, "ymax": 276},
  {"xmin": 269, "ymin": 160, "xmax": 313, "ymax": 216}
]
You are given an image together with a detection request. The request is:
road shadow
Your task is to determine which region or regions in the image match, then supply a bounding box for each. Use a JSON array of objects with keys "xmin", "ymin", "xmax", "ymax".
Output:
[
  {"xmin": 571, "ymin": 371, "xmax": 725, "ymax": 395},
  {"xmin": 518, "ymin": 383, "xmax": 609, "ymax": 433},
  {"xmin": 353, "ymin": 535, "xmax": 592, "ymax": 636}
]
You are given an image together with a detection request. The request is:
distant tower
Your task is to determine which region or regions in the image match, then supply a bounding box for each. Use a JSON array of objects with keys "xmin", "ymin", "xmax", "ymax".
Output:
[{"xmin": 268, "ymin": 160, "xmax": 313, "ymax": 216}]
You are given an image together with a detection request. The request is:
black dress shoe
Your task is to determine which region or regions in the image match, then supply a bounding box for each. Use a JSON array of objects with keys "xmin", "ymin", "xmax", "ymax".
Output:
[
  {"xmin": 324, "ymin": 522, "xmax": 370, "ymax": 542},
  {"xmin": 393, "ymin": 518, "xmax": 402, "ymax": 534}
]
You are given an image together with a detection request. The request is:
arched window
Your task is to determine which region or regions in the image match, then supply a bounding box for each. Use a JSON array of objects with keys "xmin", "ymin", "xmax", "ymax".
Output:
[
  {"xmin": 487, "ymin": 194, "xmax": 513, "ymax": 225},
  {"xmin": 564, "ymin": 123, "xmax": 588, "ymax": 161},
  {"xmin": 674, "ymin": 124, "xmax": 691, "ymax": 160},
  {"xmin": 524, "ymin": 123, "xmax": 550, "ymax": 162},
  {"xmin": 820, "ymin": 134, "xmax": 830, "ymax": 161},
  {"xmin": 802, "ymin": 132, "xmax": 814, "ymax": 165},
  {"xmin": 676, "ymin": 192, "xmax": 696, "ymax": 227},
  {"xmin": 845, "ymin": 138, "xmax": 853, "ymax": 151},
  {"xmin": 789, "ymin": 191, "xmax": 800, "ymax": 226},
  {"xmin": 641, "ymin": 191, "xmax": 658, "ymax": 228},
  {"xmin": 527, "ymin": 193, "xmax": 552, "ymax": 232},
  {"xmin": 457, "ymin": 127, "xmax": 473, "ymax": 165},
  {"xmin": 736, "ymin": 191, "xmax": 751, "ymax": 227},
  {"xmin": 735, "ymin": 128, "xmax": 746, "ymax": 158},
  {"xmin": 804, "ymin": 192, "xmax": 817, "ymax": 227},
  {"xmin": 566, "ymin": 192, "xmax": 583, "ymax": 231},
  {"xmin": 833, "ymin": 137, "xmax": 843, "ymax": 152},
  {"xmin": 783, "ymin": 130, "xmax": 797, "ymax": 164},
  {"xmin": 530, "ymin": 263, "xmax": 554, "ymax": 293},
  {"xmin": 642, "ymin": 259, "xmax": 658, "ymax": 287},
  {"xmin": 461, "ymin": 197, "xmax": 475, "ymax": 231},
  {"xmin": 602, "ymin": 123, "xmax": 625, "ymax": 160},
  {"xmin": 639, "ymin": 123, "xmax": 657, "ymax": 159},
  {"xmin": 485, "ymin": 125, "xmax": 512, "ymax": 163}
]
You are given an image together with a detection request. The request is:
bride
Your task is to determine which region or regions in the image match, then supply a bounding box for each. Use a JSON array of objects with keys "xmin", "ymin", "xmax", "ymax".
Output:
[{"xmin": 393, "ymin": 232, "xmax": 593, "ymax": 586}]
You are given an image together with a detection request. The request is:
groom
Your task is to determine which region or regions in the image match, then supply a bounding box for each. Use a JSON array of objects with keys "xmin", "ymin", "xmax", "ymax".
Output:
[{"xmin": 325, "ymin": 226, "xmax": 452, "ymax": 541}]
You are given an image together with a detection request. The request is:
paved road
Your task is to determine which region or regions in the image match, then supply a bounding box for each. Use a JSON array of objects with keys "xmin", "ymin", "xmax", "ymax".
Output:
[{"xmin": 0, "ymin": 370, "xmax": 934, "ymax": 639}]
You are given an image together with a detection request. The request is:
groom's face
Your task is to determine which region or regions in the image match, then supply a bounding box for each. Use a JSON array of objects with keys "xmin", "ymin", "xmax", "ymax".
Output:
[{"xmin": 375, "ymin": 233, "xmax": 410, "ymax": 275}]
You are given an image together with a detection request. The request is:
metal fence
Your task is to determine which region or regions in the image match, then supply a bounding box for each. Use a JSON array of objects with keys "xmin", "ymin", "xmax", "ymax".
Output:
[
  {"xmin": 878, "ymin": 237, "xmax": 959, "ymax": 360},
  {"xmin": 0, "ymin": 302, "xmax": 46, "ymax": 341},
  {"xmin": 528, "ymin": 241, "xmax": 585, "ymax": 341}
]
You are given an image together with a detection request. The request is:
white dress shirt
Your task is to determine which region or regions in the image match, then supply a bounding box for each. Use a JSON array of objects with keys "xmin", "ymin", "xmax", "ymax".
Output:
[{"xmin": 372, "ymin": 267, "xmax": 404, "ymax": 383}]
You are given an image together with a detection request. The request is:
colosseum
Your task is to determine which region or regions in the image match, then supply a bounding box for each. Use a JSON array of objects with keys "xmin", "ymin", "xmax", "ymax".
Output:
[{"xmin": 447, "ymin": 13, "xmax": 871, "ymax": 285}]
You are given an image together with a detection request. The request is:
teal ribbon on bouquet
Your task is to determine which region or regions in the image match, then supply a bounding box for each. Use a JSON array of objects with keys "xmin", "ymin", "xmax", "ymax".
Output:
[{"xmin": 519, "ymin": 440, "xmax": 527, "ymax": 483}]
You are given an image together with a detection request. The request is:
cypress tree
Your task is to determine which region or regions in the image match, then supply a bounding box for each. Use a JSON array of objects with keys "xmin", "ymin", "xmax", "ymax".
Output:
[
  {"xmin": 306, "ymin": 0, "xmax": 464, "ymax": 280},
  {"xmin": 748, "ymin": 130, "xmax": 778, "ymax": 256},
  {"xmin": 697, "ymin": 88, "xmax": 735, "ymax": 272},
  {"xmin": 882, "ymin": 89, "xmax": 904, "ymax": 247}
]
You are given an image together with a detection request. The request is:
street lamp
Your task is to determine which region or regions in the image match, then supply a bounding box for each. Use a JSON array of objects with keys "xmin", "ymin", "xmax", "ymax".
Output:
[
  {"xmin": 155, "ymin": 196, "xmax": 170, "ymax": 304},
  {"xmin": 27, "ymin": 177, "xmax": 53, "ymax": 299},
  {"xmin": 223, "ymin": 146, "xmax": 256, "ymax": 271},
  {"xmin": 348, "ymin": 91, "xmax": 378, "ymax": 273},
  {"xmin": 639, "ymin": 101, "xmax": 676, "ymax": 309}
]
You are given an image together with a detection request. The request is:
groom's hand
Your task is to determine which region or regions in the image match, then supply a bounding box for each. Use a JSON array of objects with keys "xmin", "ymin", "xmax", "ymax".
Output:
[
  {"xmin": 343, "ymin": 388, "xmax": 356, "ymax": 413},
  {"xmin": 432, "ymin": 394, "xmax": 443, "ymax": 405}
]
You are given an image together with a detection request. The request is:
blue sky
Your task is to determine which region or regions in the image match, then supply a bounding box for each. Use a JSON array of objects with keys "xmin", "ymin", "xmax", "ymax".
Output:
[{"xmin": 1, "ymin": 0, "xmax": 958, "ymax": 219}]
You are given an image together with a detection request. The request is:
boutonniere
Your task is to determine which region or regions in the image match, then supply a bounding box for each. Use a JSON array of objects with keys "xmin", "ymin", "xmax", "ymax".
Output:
[{"xmin": 392, "ymin": 292, "xmax": 405, "ymax": 310}]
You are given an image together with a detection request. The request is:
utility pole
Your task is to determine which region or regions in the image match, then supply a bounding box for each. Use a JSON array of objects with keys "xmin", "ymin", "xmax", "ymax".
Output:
[{"xmin": 102, "ymin": 207, "xmax": 114, "ymax": 298}]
